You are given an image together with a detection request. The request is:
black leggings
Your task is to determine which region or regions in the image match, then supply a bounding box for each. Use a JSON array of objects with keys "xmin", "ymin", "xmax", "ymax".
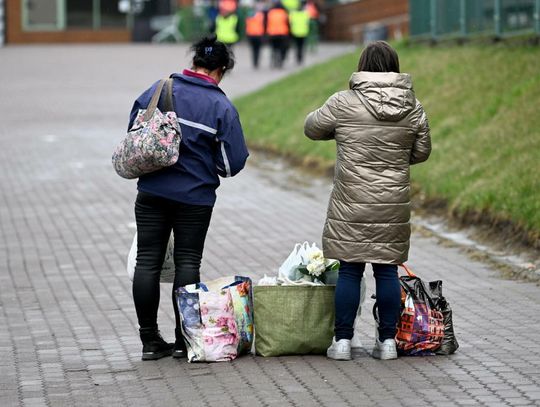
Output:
[
  {"xmin": 293, "ymin": 36, "xmax": 306, "ymax": 64},
  {"xmin": 133, "ymin": 191, "xmax": 213, "ymax": 330},
  {"xmin": 248, "ymin": 36, "xmax": 263, "ymax": 68}
]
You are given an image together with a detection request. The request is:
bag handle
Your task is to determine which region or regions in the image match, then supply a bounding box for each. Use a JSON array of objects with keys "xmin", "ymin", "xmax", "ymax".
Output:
[
  {"xmin": 163, "ymin": 78, "xmax": 175, "ymax": 112},
  {"xmin": 142, "ymin": 79, "xmax": 167, "ymax": 122},
  {"xmin": 399, "ymin": 263, "xmax": 416, "ymax": 277},
  {"xmin": 276, "ymin": 276, "xmax": 323, "ymax": 286},
  {"xmin": 198, "ymin": 282, "xmax": 209, "ymax": 292}
]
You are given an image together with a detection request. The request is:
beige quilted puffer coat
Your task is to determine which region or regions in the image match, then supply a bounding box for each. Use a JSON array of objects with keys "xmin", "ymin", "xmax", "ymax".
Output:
[{"xmin": 304, "ymin": 72, "xmax": 431, "ymax": 264}]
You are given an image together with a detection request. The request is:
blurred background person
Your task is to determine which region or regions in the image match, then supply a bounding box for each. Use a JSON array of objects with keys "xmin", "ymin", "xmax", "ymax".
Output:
[
  {"xmin": 206, "ymin": 0, "xmax": 220, "ymax": 32},
  {"xmin": 246, "ymin": 3, "xmax": 267, "ymax": 69},
  {"xmin": 289, "ymin": 2, "xmax": 310, "ymax": 65},
  {"xmin": 305, "ymin": 0, "xmax": 321, "ymax": 52},
  {"xmin": 282, "ymin": 0, "xmax": 300, "ymax": 12},
  {"xmin": 219, "ymin": 0, "xmax": 238, "ymax": 15},
  {"xmin": 215, "ymin": 10, "xmax": 240, "ymax": 48},
  {"xmin": 267, "ymin": 1, "xmax": 290, "ymax": 68}
]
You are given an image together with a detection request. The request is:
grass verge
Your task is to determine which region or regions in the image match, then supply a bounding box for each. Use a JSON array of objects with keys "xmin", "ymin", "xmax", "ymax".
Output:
[{"xmin": 234, "ymin": 42, "xmax": 540, "ymax": 248}]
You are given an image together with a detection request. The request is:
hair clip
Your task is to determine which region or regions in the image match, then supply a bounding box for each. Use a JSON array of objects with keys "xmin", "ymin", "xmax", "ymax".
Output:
[{"xmin": 205, "ymin": 47, "xmax": 213, "ymax": 55}]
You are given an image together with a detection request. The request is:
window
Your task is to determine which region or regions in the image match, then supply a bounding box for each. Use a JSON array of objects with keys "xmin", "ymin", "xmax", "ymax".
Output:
[
  {"xmin": 22, "ymin": 0, "xmax": 129, "ymax": 31},
  {"xmin": 101, "ymin": 1, "xmax": 128, "ymax": 28},
  {"xmin": 23, "ymin": 0, "xmax": 63, "ymax": 30},
  {"xmin": 66, "ymin": 0, "xmax": 92, "ymax": 29}
]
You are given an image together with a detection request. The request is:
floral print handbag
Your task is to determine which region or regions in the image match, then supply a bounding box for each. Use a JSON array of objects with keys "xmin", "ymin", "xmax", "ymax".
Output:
[
  {"xmin": 112, "ymin": 78, "xmax": 181, "ymax": 179},
  {"xmin": 175, "ymin": 276, "xmax": 254, "ymax": 362},
  {"xmin": 201, "ymin": 276, "xmax": 254, "ymax": 354},
  {"xmin": 176, "ymin": 286, "xmax": 239, "ymax": 362}
]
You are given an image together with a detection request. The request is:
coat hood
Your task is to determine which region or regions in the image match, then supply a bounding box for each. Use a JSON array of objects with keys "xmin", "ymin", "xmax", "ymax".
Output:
[{"xmin": 349, "ymin": 72, "xmax": 415, "ymax": 122}]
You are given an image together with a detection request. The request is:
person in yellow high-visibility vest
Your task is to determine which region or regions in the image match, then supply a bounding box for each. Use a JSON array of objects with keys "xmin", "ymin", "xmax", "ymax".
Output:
[
  {"xmin": 289, "ymin": 4, "xmax": 310, "ymax": 65},
  {"xmin": 282, "ymin": 0, "xmax": 300, "ymax": 12},
  {"xmin": 215, "ymin": 11, "xmax": 239, "ymax": 47}
]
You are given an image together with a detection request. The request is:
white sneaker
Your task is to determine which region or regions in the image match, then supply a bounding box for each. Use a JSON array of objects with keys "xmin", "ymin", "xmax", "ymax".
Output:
[
  {"xmin": 371, "ymin": 338, "xmax": 397, "ymax": 360},
  {"xmin": 327, "ymin": 337, "xmax": 352, "ymax": 361}
]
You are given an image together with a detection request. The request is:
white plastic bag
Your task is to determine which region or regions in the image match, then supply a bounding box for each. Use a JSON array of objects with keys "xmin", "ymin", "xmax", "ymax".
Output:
[
  {"xmin": 278, "ymin": 242, "xmax": 339, "ymax": 285},
  {"xmin": 257, "ymin": 274, "xmax": 279, "ymax": 286},
  {"xmin": 351, "ymin": 278, "xmax": 367, "ymax": 349},
  {"xmin": 127, "ymin": 232, "xmax": 175, "ymax": 283},
  {"xmin": 278, "ymin": 241, "xmax": 321, "ymax": 281},
  {"xmin": 277, "ymin": 275, "xmax": 324, "ymax": 286},
  {"xmin": 277, "ymin": 242, "xmax": 303, "ymax": 280}
]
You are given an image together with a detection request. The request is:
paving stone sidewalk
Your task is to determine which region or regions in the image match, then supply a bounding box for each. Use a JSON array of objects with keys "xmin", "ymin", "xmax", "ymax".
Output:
[{"xmin": 0, "ymin": 43, "xmax": 539, "ymax": 407}]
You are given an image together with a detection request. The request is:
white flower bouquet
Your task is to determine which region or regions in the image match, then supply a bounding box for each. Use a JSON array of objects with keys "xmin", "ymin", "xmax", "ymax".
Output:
[
  {"xmin": 296, "ymin": 248, "xmax": 339, "ymax": 285},
  {"xmin": 271, "ymin": 242, "xmax": 340, "ymax": 286}
]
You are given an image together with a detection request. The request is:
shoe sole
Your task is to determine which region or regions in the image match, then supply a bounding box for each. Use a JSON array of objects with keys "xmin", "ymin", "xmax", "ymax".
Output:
[
  {"xmin": 371, "ymin": 350, "xmax": 397, "ymax": 360},
  {"xmin": 172, "ymin": 350, "xmax": 186, "ymax": 359},
  {"xmin": 141, "ymin": 348, "xmax": 173, "ymax": 361},
  {"xmin": 327, "ymin": 350, "xmax": 352, "ymax": 361}
]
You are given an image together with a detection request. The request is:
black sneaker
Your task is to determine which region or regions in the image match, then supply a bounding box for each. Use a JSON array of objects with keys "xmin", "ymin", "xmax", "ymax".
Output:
[
  {"xmin": 172, "ymin": 327, "xmax": 187, "ymax": 359},
  {"xmin": 140, "ymin": 328, "xmax": 174, "ymax": 361}
]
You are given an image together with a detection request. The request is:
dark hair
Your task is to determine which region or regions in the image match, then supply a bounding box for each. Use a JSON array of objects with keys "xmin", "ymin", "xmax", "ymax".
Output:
[
  {"xmin": 357, "ymin": 41, "xmax": 400, "ymax": 73},
  {"xmin": 191, "ymin": 34, "xmax": 235, "ymax": 74}
]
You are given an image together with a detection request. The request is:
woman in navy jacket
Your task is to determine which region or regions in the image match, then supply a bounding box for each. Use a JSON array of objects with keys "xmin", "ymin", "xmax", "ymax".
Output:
[{"xmin": 128, "ymin": 35, "xmax": 249, "ymax": 360}]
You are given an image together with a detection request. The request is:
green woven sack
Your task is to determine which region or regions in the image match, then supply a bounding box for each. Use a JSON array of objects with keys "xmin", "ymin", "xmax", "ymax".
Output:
[{"xmin": 253, "ymin": 286, "xmax": 335, "ymax": 357}]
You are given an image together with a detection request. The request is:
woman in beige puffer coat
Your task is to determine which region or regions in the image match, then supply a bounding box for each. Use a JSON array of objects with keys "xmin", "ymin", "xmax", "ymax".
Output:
[{"xmin": 304, "ymin": 41, "xmax": 431, "ymax": 361}]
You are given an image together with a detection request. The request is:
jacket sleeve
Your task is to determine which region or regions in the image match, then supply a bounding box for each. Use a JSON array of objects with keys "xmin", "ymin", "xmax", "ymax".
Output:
[
  {"xmin": 304, "ymin": 93, "xmax": 341, "ymax": 141},
  {"xmin": 410, "ymin": 103, "xmax": 432, "ymax": 165},
  {"xmin": 127, "ymin": 81, "xmax": 159, "ymax": 131},
  {"xmin": 215, "ymin": 106, "xmax": 249, "ymax": 178}
]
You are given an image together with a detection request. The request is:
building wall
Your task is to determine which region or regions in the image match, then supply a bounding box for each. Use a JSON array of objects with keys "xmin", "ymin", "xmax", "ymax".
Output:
[
  {"xmin": 324, "ymin": 0, "xmax": 409, "ymax": 42},
  {"xmin": 0, "ymin": 0, "xmax": 5, "ymax": 45},
  {"xmin": 5, "ymin": 0, "xmax": 130, "ymax": 44}
]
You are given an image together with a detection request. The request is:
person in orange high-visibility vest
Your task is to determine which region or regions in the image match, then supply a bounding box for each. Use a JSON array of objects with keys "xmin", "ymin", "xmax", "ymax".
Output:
[
  {"xmin": 245, "ymin": 4, "xmax": 267, "ymax": 69},
  {"xmin": 305, "ymin": 0, "xmax": 319, "ymax": 19},
  {"xmin": 266, "ymin": 1, "xmax": 290, "ymax": 68},
  {"xmin": 219, "ymin": 0, "xmax": 237, "ymax": 15}
]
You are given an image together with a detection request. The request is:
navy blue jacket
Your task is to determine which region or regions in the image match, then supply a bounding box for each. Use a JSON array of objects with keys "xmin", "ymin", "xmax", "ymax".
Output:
[{"xmin": 128, "ymin": 73, "xmax": 249, "ymax": 206}]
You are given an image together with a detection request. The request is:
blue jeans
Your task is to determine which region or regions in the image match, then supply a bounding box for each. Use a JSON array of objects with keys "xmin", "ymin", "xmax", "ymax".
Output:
[{"xmin": 335, "ymin": 261, "xmax": 400, "ymax": 342}]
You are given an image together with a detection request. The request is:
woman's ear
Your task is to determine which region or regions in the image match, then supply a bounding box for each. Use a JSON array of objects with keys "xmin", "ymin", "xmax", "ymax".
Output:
[{"xmin": 218, "ymin": 67, "xmax": 226, "ymax": 81}]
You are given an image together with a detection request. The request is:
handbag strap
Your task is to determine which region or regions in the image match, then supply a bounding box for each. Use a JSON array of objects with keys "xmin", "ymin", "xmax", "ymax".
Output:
[
  {"xmin": 142, "ymin": 78, "xmax": 176, "ymax": 121},
  {"xmin": 142, "ymin": 79, "xmax": 167, "ymax": 122},
  {"xmin": 399, "ymin": 263, "xmax": 416, "ymax": 277},
  {"xmin": 163, "ymin": 78, "xmax": 175, "ymax": 112}
]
